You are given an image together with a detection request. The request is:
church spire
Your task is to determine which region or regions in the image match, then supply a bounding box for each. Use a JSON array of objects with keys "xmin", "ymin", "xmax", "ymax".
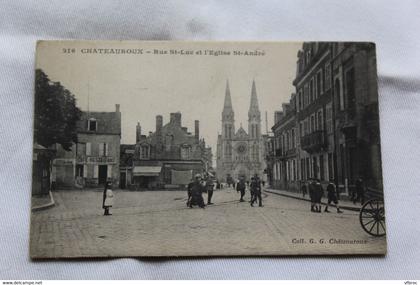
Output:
[
  {"xmin": 223, "ymin": 80, "xmax": 233, "ymax": 111},
  {"xmin": 222, "ymin": 80, "xmax": 234, "ymax": 120},
  {"xmin": 248, "ymin": 79, "xmax": 260, "ymax": 117}
]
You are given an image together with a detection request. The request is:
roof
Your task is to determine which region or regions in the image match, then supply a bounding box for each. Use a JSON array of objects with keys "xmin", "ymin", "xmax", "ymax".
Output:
[{"xmin": 77, "ymin": 111, "xmax": 121, "ymax": 135}]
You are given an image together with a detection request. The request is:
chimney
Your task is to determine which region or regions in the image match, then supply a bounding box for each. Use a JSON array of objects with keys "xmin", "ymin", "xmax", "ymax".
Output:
[
  {"xmin": 115, "ymin": 104, "xmax": 120, "ymax": 113},
  {"xmin": 195, "ymin": 120, "xmax": 199, "ymax": 142},
  {"xmin": 170, "ymin": 112, "xmax": 181, "ymax": 126},
  {"xmin": 156, "ymin": 115, "xmax": 163, "ymax": 133},
  {"xmin": 136, "ymin": 122, "xmax": 141, "ymax": 143}
]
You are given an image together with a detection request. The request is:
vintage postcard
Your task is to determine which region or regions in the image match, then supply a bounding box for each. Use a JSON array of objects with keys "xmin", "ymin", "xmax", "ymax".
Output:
[{"xmin": 30, "ymin": 41, "xmax": 386, "ymax": 258}]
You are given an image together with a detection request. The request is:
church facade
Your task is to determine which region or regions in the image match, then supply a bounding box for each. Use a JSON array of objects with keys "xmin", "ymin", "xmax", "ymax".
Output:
[{"xmin": 216, "ymin": 80, "xmax": 267, "ymax": 182}]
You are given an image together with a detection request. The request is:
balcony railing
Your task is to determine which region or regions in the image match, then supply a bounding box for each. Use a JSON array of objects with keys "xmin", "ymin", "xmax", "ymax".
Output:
[{"xmin": 301, "ymin": 130, "xmax": 326, "ymax": 153}]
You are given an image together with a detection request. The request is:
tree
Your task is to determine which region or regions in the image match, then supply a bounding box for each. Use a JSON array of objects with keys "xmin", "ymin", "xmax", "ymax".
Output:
[{"xmin": 34, "ymin": 69, "xmax": 82, "ymax": 151}]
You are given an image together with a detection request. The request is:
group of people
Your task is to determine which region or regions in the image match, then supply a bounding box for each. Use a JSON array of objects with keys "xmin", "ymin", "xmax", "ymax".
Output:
[
  {"xmin": 186, "ymin": 173, "xmax": 264, "ymax": 209},
  {"xmin": 236, "ymin": 174, "xmax": 263, "ymax": 207},
  {"xmin": 302, "ymin": 179, "xmax": 343, "ymax": 213},
  {"xmin": 186, "ymin": 173, "xmax": 215, "ymax": 208}
]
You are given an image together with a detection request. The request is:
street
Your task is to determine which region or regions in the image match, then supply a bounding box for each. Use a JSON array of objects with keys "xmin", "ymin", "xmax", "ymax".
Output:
[{"xmin": 30, "ymin": 187, "xmax": 386, "ymax": 258}]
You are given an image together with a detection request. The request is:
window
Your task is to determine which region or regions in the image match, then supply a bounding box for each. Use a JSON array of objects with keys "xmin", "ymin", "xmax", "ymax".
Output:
[
  {"xmin": 304, "ymin": 83, "xmax": 309, "ymax": 107},
  {"xmin": 86, "ymin": 142, "xmax": 91, "ymax": 155},
  {"xmin": 304, "ymin": 119, "xmax": 308, "ymax": 136},
  {"xmin": 88, "ymin": 118, "xmax": 97, "ymax": 131},
  {"xmin": 335, "ymin": 78, "xmax": 344, "ymax": 111},
  {"xmin": 98, "ymin": 143, "xmax": 108, "ymax": 157},
  {"xmin": 317, "ymin": 70, "xmax": 322, "ymax": 97},
  {"xmin": 310, "ymin": 115, "xmax": 315, "ymax": 133},
  {"xmin": 310, "ymin": 78, "xmax": 315, "ymax": 103},
  {"xmin": 140, "ymin": 145, "xmax": 150, "ymax": 159},
  {"xmin": 326, "ymin": 103, "xmax": 333, "ymax": 134},
  {"xmin": 345, "ymin": 67, "xmax": 356, "ymax": 116},
  {"xmin": 180, "ymin": 145, "xmax": 191, "ymax": 160},
  {"xmin": 317, "ymin": 110, "xmax": 323, "ymax": 131},
  {"xmin": 300, "ymin": 122, "xmax": 304, "ymax": 137},
  {"xmin": 291, "ymin": 128, "xmax": 295, "ymax": 149},
  {"xmin": 325, "ymin": 64, "xmax": 331, "ymax": 90},
  {"xmin": 328, "ymin": 152, "xmax": 334, "ymax": 180},
  {"xmin": 298, "ymin": 89, "xmax": 303, "ymax": 111}
]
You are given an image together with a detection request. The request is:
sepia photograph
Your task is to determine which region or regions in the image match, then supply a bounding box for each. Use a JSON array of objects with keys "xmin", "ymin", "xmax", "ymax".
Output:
[{"xmin": 30, "ymin": 40, "xmax": 386, "ymax": 258}]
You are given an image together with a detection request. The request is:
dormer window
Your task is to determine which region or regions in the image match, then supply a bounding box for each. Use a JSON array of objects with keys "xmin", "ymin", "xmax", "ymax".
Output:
[
  {"xmin": 180, "ymin": 144, "xmax": 191, "ymax": 160},
  {"xmin": 88, "ymin": 118, "xmax": 97, "ymax": 131},
  {"xmin": 140, "ymin": 144, "xmax": 150, "ymax": 159}
]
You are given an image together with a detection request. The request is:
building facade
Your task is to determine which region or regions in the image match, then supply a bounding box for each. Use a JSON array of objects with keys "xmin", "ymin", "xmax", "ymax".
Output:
[
  {"xmin": 270, "ymin": 95, "xmax": 299, "ymax": 191},
  {"xmin": 268, "ymin": 42, "xmax": 382, "ymax": 195},
  {"xmin": 52, "ymin": 104, "xmax": 121, "ymax": 189},
  {"xmin": 130, "ymin": 112, "xmax": 209, "ymax": 189},
  {"xmin": 216, "ymin": 80, "xmax": 267, "ymax": 182}
]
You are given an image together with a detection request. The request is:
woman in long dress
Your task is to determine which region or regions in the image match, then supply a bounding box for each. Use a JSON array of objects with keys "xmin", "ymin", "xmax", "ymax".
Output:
[{"xmin": 102, "ymin": 182, "xmax": 114, "ymax": 216}]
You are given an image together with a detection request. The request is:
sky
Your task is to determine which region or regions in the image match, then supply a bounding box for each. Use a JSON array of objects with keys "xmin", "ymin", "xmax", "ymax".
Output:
[{"xmin": 36, "ymin": 41, "xmax": 301, "ymax": 157}]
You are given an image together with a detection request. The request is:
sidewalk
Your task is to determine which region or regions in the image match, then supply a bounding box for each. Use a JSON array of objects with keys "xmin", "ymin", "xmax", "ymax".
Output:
[
  {"xmin": 31, "ymin": 191, "xmax": 55, "ymax": 212},
  {"xmin": 264, "ymin": 188, "xmax": 362, "ymax": 212}
]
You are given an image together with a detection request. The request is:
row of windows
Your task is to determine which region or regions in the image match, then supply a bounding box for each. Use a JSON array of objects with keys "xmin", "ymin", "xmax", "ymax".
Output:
[
  {"xmin": 272, "ymin": 153, "xmax": 335, "ymax": 183},
  {"xmin": 274, "ymin": 128, "xmax": 296, "ymax": 152},
  {"xmin": 139, "ymin": 144, "xmax": 192, "ymax": 160},
  {"xmin": 75, "ymin": 164, "xmax": 113, "ymax": 178},
  {"xmin": 297, "ymin": 63, "xmax": 331, "ymax": 112},
  {"xmin": 81, "ymin": 142, "xmax": 109, "ymax": 156}
]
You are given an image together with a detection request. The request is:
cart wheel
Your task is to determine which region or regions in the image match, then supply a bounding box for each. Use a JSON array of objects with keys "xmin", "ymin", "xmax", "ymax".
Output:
[{"xmin": 359, "ymin": 199, "xmax": 386, "ymax": 237}]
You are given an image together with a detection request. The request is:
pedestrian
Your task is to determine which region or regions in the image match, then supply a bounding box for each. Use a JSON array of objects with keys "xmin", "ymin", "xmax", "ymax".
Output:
[
  {"xmin": 354, "ymin": 177, "xmax": 365, "ymax": 205},
  {"xmin": 188, "ymin": 174, "xmax": 206, "ymax": 208},
  {"xmin": 308, "ymin": 178, "xmax": 316, "ymax": 212},
  {"xmin": 324, "ymin": 180, "xmax": 343, "ymax": 213},
  {"xmin": 186, "ymin": 178, "xmax": 194, "ymax": 207},
  {"xmin": 236, "ymin": 176, "xmax": 246, "ymax": 202},
  {"xmin": 250, "ymin": 174, "xmax": 263, "ymax": 207},
  {"xmin": 313, "ymin": 179, "xmax": 324, "ymax": 213},
  {"xmin": 301, "ymin": 180, "xmax": 308, "ymax": 198},
  {"xmin": 205, "ymin": 174, "xmax": 215, "ymax": 205},
  {"xmin": 102, "ymin": 181, "xmax": 114, "ymax": 216}
]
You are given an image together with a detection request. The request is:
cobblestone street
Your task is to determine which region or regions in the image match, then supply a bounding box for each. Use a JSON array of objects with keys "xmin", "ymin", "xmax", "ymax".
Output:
[{"xmin": 30, "ymin": 187, "xmax": 386, "ymax": 258}]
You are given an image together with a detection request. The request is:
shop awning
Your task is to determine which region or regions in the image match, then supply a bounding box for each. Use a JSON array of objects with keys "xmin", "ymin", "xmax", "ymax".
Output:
[{"xmin": 133, "ymin": 166, "xmax": 162, "ymax": 176}]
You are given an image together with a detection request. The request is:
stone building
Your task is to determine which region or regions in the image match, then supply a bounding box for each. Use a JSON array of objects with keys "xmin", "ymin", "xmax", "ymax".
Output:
[
  {"xmin": 270, "ymin": 94, "xmax": 299, "ymax": 191},
  {"xmin": 131, "ymin": 112, "xmax": 209, "ymax": 189},
  {"xmin": 52, "ymin": 104, "xmax": 121, "ymax": 188},
  {"xmin": 267, "ymin": 42, "xmax": 383, "ymax": 195},
  {"xmin": 330, "ymin": 42, "xmax": 382, "ymax": 193},
  {"xmin": 294, "ymin": 42, "xmax": 334, "ymax": 190},
  {"xmin": 216, "ymin": 80, "xmax": 267, "ymax": 182}
]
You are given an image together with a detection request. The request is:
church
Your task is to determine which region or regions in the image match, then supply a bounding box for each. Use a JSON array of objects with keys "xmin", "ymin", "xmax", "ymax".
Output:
[{"xmin": 216, "ymin": 80, "xmax": 267, "ymax": 183}]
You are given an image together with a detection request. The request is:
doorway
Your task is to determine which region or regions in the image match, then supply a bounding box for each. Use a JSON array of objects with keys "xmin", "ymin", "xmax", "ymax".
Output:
[
  {"xmin": 120, "ymin": 172, "xmax": 126, "ymax": 189},
  {"xmin": 98, "ymin": 165, "xmax": 108, "ymax": 185}
]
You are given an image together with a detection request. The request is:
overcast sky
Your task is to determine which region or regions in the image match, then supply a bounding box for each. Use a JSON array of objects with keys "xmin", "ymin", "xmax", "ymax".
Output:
[{"xmin": 36, "ymin": 41, "xmax": 301, "ymax": 156}]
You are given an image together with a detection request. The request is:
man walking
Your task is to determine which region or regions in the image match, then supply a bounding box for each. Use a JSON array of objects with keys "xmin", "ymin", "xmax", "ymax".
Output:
[
  {"xmin": 205, "ymin": 174, "xmax": 215, "ymax": 205},
  {"xmin": 250, "ymin": 174, "xmax": 263, "ymax": 207},
  {"xmin": 313, "ymin": 179, "xmax": 324, "ymax": 213},
  {"xmin": 324, "ymin": 180, "xmax": 343, "ymax": 213},
  {"xmin": 354, "ymin": 177, "xmax": 365, "ymax": 205},
  {"xmin": 236, "ymin": 176, "xmax": 246, "ymax": 202}
]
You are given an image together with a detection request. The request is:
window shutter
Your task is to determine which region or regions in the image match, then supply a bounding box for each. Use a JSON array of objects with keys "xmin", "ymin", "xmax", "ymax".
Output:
[
  {"xmin": 86, "ymin": 142, "xmax": 91, "ymax": 155},
  {"xmin": 93, "ymin": 165, "xmax": 98, "ymax": 178},
  {"xmin": 107, "ymin": 165, "xmax": 112, "ymax": 178},
  {"xmin": 83, "ymin": 166, "xmax": 87, "ymax": 178},
  {"xmin": 105, "ymin": 143, "xmax": 109, "ymax": 156},
  {"xmin": 99, "ymin": 143, "xmax": 104, "ymax": 157}
]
